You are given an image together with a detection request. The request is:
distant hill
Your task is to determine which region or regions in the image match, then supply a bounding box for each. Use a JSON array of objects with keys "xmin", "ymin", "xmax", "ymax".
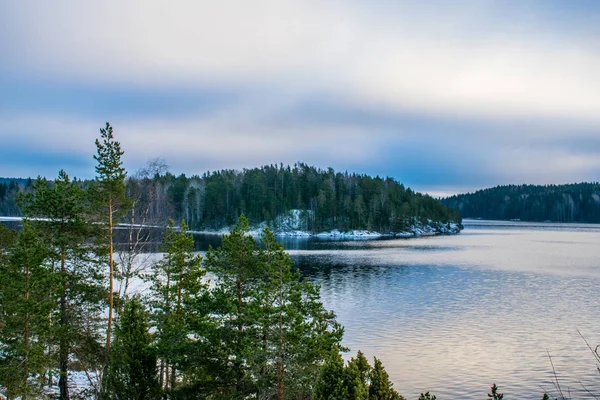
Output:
[
  {"xmin": 441, "ymin": 183, "xmax": 600, "ymax": 223},
  {"xmin": 0, "ymin": 163, "xmax": 461, "ymax": 233}
]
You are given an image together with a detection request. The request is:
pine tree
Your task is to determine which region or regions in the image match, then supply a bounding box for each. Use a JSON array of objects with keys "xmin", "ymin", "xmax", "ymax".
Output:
[
  {"xmin": 93, "ymin": 122, "xmax": 128, "ymax": 365},
  {"xmin": 149, "ymin": 220, "xmax": 204, "ymax": 393},
  {"xmin": 488, "ymin": 383, "xmax": 503, "ymax": 400},
  {"xmin": 259, "ymin": 227, "xmax": 344, "ymax": 399},
  {"xmin": 345, "ymin": 351, "xmax": 370, "ymax": 400},
  {"xmin": 312, "ymin": 349, "xmax": 348, "ymax": 400},
  {"xmin": 203, "ymin": 214, "xmax": 262, "ymax": 399},
  {"xmin": 0, "ymin": 222, "xmax": 53, "ymax": 399},
  {"xmin": 20, "ymin": 171, "xmax": 104, "ymax": 400},
  {"xmin": 368, "ymin": 357, "xmax": 403, "ymax": 400},
  {"xmin": 104, "ymin": 297, "xmax": 161, "ymax": 400}
]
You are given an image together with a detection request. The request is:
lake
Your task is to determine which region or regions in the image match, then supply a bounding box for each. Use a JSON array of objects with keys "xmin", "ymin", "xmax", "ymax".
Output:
[
  {"xmin": 269, "ymin": 220, "xmax": 600, "ymax": 399},
  {"xmin": 4, "ymin": 218, "xmax": 600, "ymax": 398}
]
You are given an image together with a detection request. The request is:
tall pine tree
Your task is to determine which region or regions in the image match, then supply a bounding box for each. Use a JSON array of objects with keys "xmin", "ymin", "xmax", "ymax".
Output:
[{"xmin": 93, "ymin": 122, "xmax": 128, "ymax": 365}]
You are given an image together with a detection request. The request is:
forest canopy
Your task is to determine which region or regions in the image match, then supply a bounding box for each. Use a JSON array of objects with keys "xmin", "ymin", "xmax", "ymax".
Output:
[
  {"xmin": 442, "ymin": 183, "xmax": 600, "ymax": 223},
  {"xmin": 0, "ymin": 163, "xmax": 460, "ymax": 233}
]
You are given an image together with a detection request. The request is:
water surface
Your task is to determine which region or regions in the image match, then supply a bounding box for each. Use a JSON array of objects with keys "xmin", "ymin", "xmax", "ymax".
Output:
[{"xmin": 288, "ymin": 220, "xmax": 600, "ymax": 399}]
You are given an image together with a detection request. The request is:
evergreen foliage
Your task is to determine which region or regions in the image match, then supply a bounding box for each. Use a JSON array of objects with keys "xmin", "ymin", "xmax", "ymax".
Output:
[
  {"xmin": 442, "ymin": 183, "xmax": 600, "ymax": 222},
  {"xmin": 181, "ymin": 216, "xmax": 344, "ymax": 399},
  {"xmin": 148, "ymin": 220, "xmax": 205, "ymax": 394},
  {"xmin": 104, "ymin": 297, "xmax": 161, "ymax": 400},
  {"xmin": 0, "ymin": 163, "xmax": 460, "ymax": 232},
  {"xmin": 313, "ymin": 350, "xmax": 404, "ymax": 400},
  {"xmin": 148, "ymin": 164, "xmax": 460, "ymax": 232},
  {"xmin": 0, "ymin": 222, "xmax": 52, "ymax": 399},
  {"xmin": 18, "ymin": 171, "xmax": 105, "ymax": 400},
  {"xmin": 487, "ymin": 383, "xmax": 504, "ymax": 400}
]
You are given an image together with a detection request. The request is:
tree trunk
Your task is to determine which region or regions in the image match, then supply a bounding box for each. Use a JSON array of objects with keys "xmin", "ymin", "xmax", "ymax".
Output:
[
  {"xmin": 59, "ymin": 250, "xmax": 70, "ymax": 400},
  {"xmin": 24, "ymin": 261, "xmax": 30, "ymax": 377},
  {"xmin": 170, "ymin": 364, "xmax": 176, "ymax": 390},
  {"xmin": 106, "ymin": 196, "xmax": 114, "ymax": 365},
  {"xmin": 159, "ymin": 360, "xmax": 164, "ymax": 388},
  {"xmin": 277, "ymin": 273, "xmax": 284, "ymax": 400}
]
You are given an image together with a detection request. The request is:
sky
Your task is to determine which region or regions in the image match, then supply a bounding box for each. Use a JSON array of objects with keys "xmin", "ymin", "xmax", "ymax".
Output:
[{"xmin": 1, "ymin": 0, "xmax": 600, "ymax": 196}]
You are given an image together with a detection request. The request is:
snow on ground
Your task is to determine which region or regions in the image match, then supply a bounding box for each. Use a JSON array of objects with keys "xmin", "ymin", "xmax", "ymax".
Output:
[{"xmin": 193, "ymin": 210, "xmax": 463, "ymax": 239}]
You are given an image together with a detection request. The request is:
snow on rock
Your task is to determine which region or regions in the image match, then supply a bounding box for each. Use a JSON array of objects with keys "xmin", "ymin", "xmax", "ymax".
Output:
[{"xmin": 190, "ymin": 210, "xmax": 462, "ymax": 240}]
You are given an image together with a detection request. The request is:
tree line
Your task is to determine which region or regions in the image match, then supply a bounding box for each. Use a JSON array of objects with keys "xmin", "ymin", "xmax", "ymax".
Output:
[
  {"xmin": 1, "ymin": 165, "xmax": 460, "ymax": 233},
  {"xmin": 442, "ymin": 183, "xmax": 600, "ymax": 223}
]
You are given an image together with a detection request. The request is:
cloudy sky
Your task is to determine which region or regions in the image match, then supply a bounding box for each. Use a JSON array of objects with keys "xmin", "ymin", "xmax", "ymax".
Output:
[{"xmin": 1, "ymin": 0, "xmax": 599, "ymax": 196}]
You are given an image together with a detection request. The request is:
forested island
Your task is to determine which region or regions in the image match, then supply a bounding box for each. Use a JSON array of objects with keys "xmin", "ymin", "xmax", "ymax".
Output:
[
  {"xmin": 0, "ymin": 164, "xmax": 461, "ymax": 237},
  {"xmin": 442, "ymin": 183, "xmax": 600, "ymax": 223}
]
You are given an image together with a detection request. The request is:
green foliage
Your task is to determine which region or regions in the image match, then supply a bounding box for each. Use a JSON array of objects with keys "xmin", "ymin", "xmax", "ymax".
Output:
[
  {"xmin": 0, "ymin": 222, "xmax": 53, "ymax": 399},
  {"xmin": 94, "ymin": 122, "xmax": 127, "ymax": 196},
  {"xmin": 487, "ymin": 383, "xmax": 503, "ymax": 400},
  {"xmin": 184, "ymin": 216, "xmax": 344, "ymax": 399},
  {"xmin": 258, "ymin": 227, "xmax": 344, "ymax": 399},
  {"xmin": 148, "ymin": 220, "xmax": 205, "ymax": 394},
  {"xmin": 418, "ymin": 392, "xmax": 436, "ymax": 400},
  {"xmin": 313, "ymin": 351, "xmax": 404, "ymax": 400},
  {"xmin": 368, "ymin": 357, "xmax": 403, "ymax": 400},
  {"xmin": 104, "ymin": 296, "xmax": 161, "ymax": 400},
  {"xmin": 19, "ymin": 170, "xmax": 105, "ymax": 400},
  {"xmin": 442, "ymin": 183, "xmax": 600, "ymax": 222},
  {"xmin": 1, "ymin": 163, "xmax": 461, "ymax": 232},
  {"xmin": 312, "ymin": 349, "xmax": 349, "ymax": 400}
]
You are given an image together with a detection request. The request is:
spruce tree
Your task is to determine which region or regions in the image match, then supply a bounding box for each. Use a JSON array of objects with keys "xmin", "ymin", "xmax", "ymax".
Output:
[
  {"xmin": 93, "ymin": 122, "xmax": 128, "ymax": 365},
  {"xmin": 104, "ymin": 296, "xmax": 161, "ymax": 400},
  {"xmin": 488, "ymin": 383, "xmax": 503, "ymax": 400}
]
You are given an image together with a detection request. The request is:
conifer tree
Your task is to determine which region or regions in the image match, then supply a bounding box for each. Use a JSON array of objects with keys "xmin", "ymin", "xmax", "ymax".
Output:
[
  {"xmin": 345, "ymin": 351, "xmax": 370, "ymax": 400},
  {"xmin": 93, "ymin": 122, "xmax": 128, "ymax": 365},
  {"xmin": 149, "ymin": 220, "xmax": 204, "ymax": 393},
  {"xmin": 203, "ymin": 214, "xmax": 262, "ymax": 399},
  {"xmin": 259, "ymin": 227, "xmax": 344, "ymax": 399},
  {"xmin": 104, "ymin": 296, "xmax": 161, "ymax": 400},
  {"xmin": 368, "ymin": 357, "xmax": 403, "ymax": 400},
  {"xmin": 488, "ymin": 383, "xmax": 503, "ymax": 400},
  {"xmin": 0, "ymin": 222, "xmax": 53, "ymax": 399},
  {"xmin": 312, "ymin": 349, "xmax": 348, "ymax": 400},
  {"xmin": 20, "ymin": 171, "xmax": 104, "ymax": 400}
]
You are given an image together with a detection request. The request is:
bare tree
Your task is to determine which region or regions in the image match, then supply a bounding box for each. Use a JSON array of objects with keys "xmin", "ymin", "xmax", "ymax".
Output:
[{"xmin": 116, "ymin": 158, "xmax": 170, "ymax": 299}]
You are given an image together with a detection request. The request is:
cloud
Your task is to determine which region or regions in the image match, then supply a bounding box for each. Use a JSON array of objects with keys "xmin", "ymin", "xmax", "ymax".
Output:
[
  {"xmin": 3, "ymin": 1, "xmax": 600, "ymax": 124},
  {"xmin": 2, "ymin": 0, "xmax": 600, "ymax": 193}
]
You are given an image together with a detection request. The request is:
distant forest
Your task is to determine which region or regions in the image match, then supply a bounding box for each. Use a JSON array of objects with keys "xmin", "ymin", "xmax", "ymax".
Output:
[
  {"xmin": 442, "ymin": 183, "xmax": 600, "ymax": 223},
  {"xmin": 0, "ymin": 163, "xmax": 460, "ymax": 232}
]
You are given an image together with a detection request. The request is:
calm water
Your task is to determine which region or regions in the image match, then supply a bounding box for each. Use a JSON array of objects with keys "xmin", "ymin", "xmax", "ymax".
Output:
[
  {"xmin": 190, "ymin": 220, "xmax": 600, "ymax": 398},
  {"xmin": 287, "ymin": 220, "xmax": 600, "ymax": 399},
  {"xmin": 4, "ymin": 218, "xmax": 600, "ymax": 398}
]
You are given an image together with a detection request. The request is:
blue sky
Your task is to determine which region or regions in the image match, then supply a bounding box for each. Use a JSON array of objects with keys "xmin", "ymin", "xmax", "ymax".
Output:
[{"xmin": 1, "ymin": 0, "xmax": 600, "ymax": 196}]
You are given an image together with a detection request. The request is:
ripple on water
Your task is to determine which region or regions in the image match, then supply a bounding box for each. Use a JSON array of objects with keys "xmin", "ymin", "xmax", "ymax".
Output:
[{"xmin": 292, "ymin": 221, "xmax": 600, "ymax": 399}]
